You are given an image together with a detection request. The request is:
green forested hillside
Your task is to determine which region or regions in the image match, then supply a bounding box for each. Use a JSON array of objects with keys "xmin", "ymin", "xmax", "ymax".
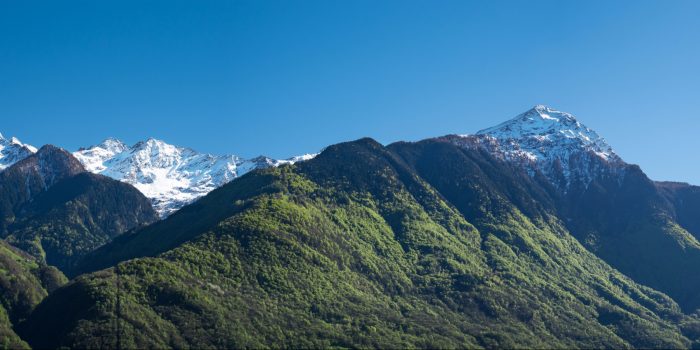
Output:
[
  {"xmin": 21, "ymin": 138, "xmax": 700, "ymax": 349},
  {"xmin": 0, "ymin": 240, "xmax": 66, "ymax": 349}
]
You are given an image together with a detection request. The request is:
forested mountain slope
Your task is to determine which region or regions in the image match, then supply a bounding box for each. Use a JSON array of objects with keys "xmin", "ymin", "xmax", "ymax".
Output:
[
  {"xmin": 22, "ymin": 138, "xmax": 700, "ymax": 349},
  {"xmin": 0, "ymin": 240, "xmax": 66, "ymax": 349},
  {"xmin": 438, "ymin": 106, "xmax": 700, "ymax": 314}
]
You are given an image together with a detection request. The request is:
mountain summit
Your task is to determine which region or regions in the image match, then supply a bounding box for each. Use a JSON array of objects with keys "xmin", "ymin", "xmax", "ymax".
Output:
[
  {"xmin": 0, "ymin": 133, "xmax": 37, "ymax": 171},
  {"xmin": 452, "ymin": 105, "xmax": 624, "ymax": 190},
  {"xmin": 476, "ymin": 105, "xmax": 617, "ymax": 162}
]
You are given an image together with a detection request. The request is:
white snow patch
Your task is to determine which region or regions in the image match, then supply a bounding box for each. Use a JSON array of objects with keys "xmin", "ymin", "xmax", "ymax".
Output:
[
  {"xmin": 75, "ymin": 138, "xmax": 316, "ymax": 217},
  {"xmin": 0, "ymin": 133, "xmax": 36, "ymax": 171}
]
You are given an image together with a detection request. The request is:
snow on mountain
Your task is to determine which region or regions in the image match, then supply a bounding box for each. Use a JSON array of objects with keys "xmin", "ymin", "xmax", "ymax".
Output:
[
  {"xmin": 453, "ymin": 105, "xmax": 625, "ymax": 190},
  {"xmin": 13, "ymin": 104, "xmax": 620, "ymax": 213},
  {"xmin": 0, "ymin": 132, "xmax": 36, "ymax": 171},
  {"xmin": 74, "ymin": 138, "xmax": 316, "ymax": 217},
  {"xmin": 74, "ymin": 138, "xmax": 129, "ymax": 173}
]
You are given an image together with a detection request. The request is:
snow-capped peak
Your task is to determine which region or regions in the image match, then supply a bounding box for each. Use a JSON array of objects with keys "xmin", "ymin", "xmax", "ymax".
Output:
[
  {"xmin": 475, "ymin": 105, "xmax": 617, "ymax": 162},
  {"xmin": 0, "ymin": 132, "xmax": 36, "ymax": 171},
  {"xmin": 74, "ymin": 138, "xmax": 317, "ymax": 217},
  {"xmin": 74, "ymin": 137, "xmax": 130, "ymax": 173},
  {"xmin": 99, "ymin": 137, "xmax": 129, "ymax": 154},
  {"xmin": 2, "ymin": 133, "xmax": 38, "ymax": 153},
  {"xmin": 453, "ymin": 105, "xmax": 624, "ymax": 190}
]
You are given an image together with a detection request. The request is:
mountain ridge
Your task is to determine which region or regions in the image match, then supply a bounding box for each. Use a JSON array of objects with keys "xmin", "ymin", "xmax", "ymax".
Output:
[
  {"xmin": 0, "ymin": 105, "xmax": 693, "ymax": 218},
  {"xmin": 74, "ymin": 137, "xmax": 317, "ymax": 216},
  {"xmin": 0, "ymin": 134, "xmax": 317, "ymax": 217}
]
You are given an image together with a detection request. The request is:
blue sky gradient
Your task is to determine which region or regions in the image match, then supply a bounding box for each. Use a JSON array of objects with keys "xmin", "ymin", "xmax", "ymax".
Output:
[{"xmin": 1, "ymin": 1, "xmax": 699, "ymax": 183}]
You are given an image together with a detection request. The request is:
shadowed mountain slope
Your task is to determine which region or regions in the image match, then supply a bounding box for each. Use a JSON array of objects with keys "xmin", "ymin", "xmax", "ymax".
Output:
[{"xmin": 0, "ymin": 145, "xmax": 158, "ymax": 273}]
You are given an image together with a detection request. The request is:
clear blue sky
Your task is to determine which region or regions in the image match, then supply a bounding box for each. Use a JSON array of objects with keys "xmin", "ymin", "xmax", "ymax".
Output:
[{"xmin": 1, "ymin": 1, "xmax": 699, "ymax": 183}]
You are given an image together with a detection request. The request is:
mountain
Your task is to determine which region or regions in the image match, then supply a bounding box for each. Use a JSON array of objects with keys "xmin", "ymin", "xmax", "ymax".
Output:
[
  {"xmin": 74, "ymin": 138, "xmax": 316, "ymax": 217},
  {"xmin": 0, "ymin": 133, "xmax": 317, "ymax": 218},
  {"xmin": 441, "ymin": 106, "xmax": 700, "ymax": 314},
  {"xmin": 9, "ymin": 106, "xmax": 700, "ymax": 348},
  {"xmin": 0, "ymin": 145, "xmax": 86, "ymax": 230},
  {"xmin": 25, "ymin": 138, "xmax": 700, "ymax": 349},
  {"xmin": 0, "ymin": 133, "xmax": 36, "ymax": 172},
  {"xmin": 0, "ymin": 145, "xmax": 158, "ymax": 273},
  {"xmin": 475, "ymin": 105, "xmax": 616, "ymax": 164},
  {"xmin": 452, "ymin": 105, "xmax": 625, "ymax": 191}
]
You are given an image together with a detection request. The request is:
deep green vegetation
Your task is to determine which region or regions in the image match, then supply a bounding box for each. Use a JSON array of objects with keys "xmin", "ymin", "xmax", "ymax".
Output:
[
  {"xmin": 21, "ymin": 138, "xmax": 700, "ymax": 348},
  {"xmin": 0, "ymin": 146, "xmax": 158, "ymax": 273},
  {"xmin": 0, "ymin": 240, "xmax": 66, "ymax": 349}
]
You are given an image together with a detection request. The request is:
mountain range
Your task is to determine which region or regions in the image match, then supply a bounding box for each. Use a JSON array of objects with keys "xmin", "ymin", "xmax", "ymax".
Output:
[
  {"xmin": 3, "ymin": 105, "xmax": 700, "ymax": 348},
  {"xmin": 0, "ymin": 135, "xmax": 316, "ymax": 217}
]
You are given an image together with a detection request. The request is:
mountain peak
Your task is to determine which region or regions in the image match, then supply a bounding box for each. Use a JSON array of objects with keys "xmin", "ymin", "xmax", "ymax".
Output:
[
  {"xmin": 143, "ymin": 137, "xmax": 162, "ymax": 145},
  {"xmin": 0, "ymin": 132, "xmax": 37, "ymax": 171},
  {"xmin": 475, "ymin": 105, "xmax": 615, "ymax": 161},
  {"xmin": 131, "ymin": 137, "xmax": 185, "ymax": 157},
  {"xmin": 0, "ymin": 134, "xmax": 37, "ymax": 153},
  {"xmin": 99, "ymin": 137, "xmax": 128, "ymax": 152},
  {"xmin": 479, "ymin": 105, "xmax": 581, "ymax": 135},
  {"xmin": 5, "ymin": 144, "xmax": 85, "ymax": 190},
  {"xmin": 36, "ymin": 144, "xmax": 64, "ymax": 153},
  {"xmin": 34, "ymin": 145, "xmax": 85, "ymax": 172},
  {"xmin": 453, "ymin": 106, "xmax": 624, "ymax": 190},
  {"xmin": 531, "ymin": 104, "xmax": 564, "ymax": 114},
  {"xmin": 528, "ymin": 104, "xmax": 576, "ymax": 121}
]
